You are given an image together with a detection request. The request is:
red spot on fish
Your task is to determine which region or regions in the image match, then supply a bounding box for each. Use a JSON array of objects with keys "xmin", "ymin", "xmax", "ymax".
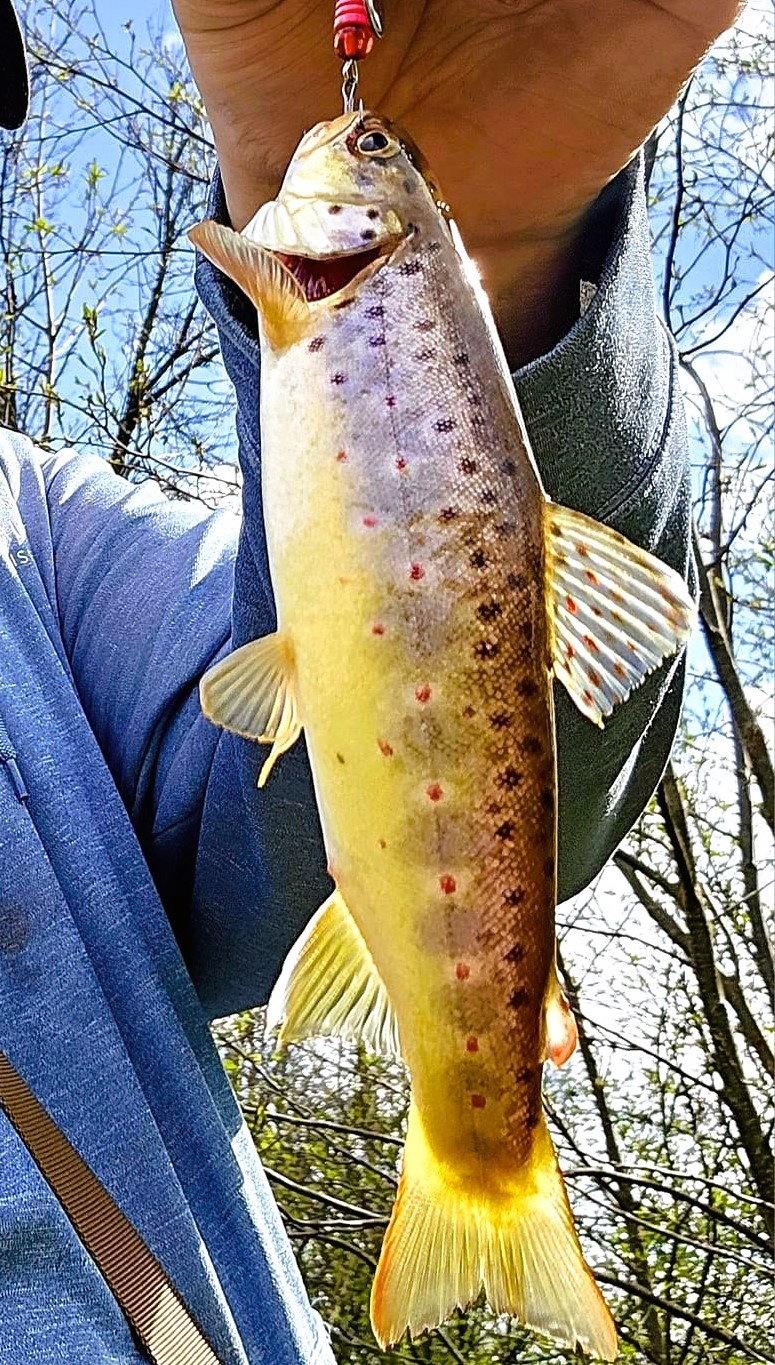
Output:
[
  {"xmin": 371, "ymin": 623, "xmax": 385, "ymax": 636},
  {"xmin": 336, "ymin": 450, "xmax": 348, "ymax": 463},
  {"xmin": 395, "ymin": 456, "xmax": 407, "ymax": 471},
  {"xmin": 440, "ymin": 875, "xmax": 457, "ymax": 896},
  {"xmin": 415, "ymin": 685, "xmax": 431, "ymax": 704},
  {"xmin": 566, "ymin": 643, "xmax": 575, "ymax": 659},
  {"xmin": 363, "ymin": 515, "xmax": 377, "ymax": 528},
  {"xmin": 462, "ymin": 705, "xmax": 476, "ymax": 718},
  {"xmin": 588, "ymin": 669, "xmax": 602, "ymax": 687},
  {"xmin": 456, "ymin": 962, "xmax": 470, "ymax": 980},
  {"xmin": 592, "ymin": 605, "xmax": 603, "ymax": 617},
  {"xmin": 583, "ymin": 690, "xmax": 594, "ymax": 705},
  {"xmin": 582, "ymin": 634, "xmax": 599, "ymax": 653},
  {"xmin": 378, "ymin": 739, "xmax": 394, "ymax": 757},
  {"xmin": 627, "ymin": 640, "xmax": 637, "ymax": 652},
  {"xmin": 386, "ymin": 395, "xmax": 397, "ymax": 408},
  {"xmin": 426, "ymin": 783, "xmax": 444, "ymax": 802},
  {"xmin": 409, "ymin": 563, "xmax": 425, "ymax": 581},
  {"xmin": 577, "ymin": 543, "xmax": 589, "ymax": 556},
  {"xmin": 566, "ymin": 595, "xmax": 578, "ymax": 614},
  {"xmin": 470, "ymin": 1093, "xmax": 486, "ymax": 1109},
  {"xmin": 614, "ymin": 662, "xmax": 627, "ymax": 679},
  {"xmin": 466, "ymin": 1037, "xmax": 479, "ymax": 1053},
  {"xmin": 612, "ymin": 590, "xmax": 625, "ymax": 604},
  {"xmin": 586, "ymin": 569, "xmax": 600, "ymax": 585}
]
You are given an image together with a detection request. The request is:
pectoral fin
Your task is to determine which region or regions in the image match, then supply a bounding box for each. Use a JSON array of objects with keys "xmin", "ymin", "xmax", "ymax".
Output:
[
  {"xmin": 189, "ymin": 220, "xmax": 311, "ymax": 348},
  {"xmin": 266, "ymin": 888, "xmax": 401, "ymax": 1061},
  {"xmin": 545, "ymin": 503, "xmax": 695, "ymax": 726},
  {"xmin": 200, "ymin": 631, "xmax": 301, "ymax": 787}
]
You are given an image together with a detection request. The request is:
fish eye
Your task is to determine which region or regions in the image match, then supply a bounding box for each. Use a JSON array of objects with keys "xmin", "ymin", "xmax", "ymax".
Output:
[{"xmin": 356, "ymin": 129, "xmax": 396, "ymax": 157}]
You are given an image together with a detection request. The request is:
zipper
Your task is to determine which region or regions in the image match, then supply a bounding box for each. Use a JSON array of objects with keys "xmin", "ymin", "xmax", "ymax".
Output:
[{"xmin": 0, "ymin": 715, "xmax": 28, "ymax": 803}]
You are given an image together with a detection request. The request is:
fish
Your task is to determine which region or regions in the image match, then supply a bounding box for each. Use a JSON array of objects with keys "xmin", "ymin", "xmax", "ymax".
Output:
[{"xmin": 189, "ymin": 111, "xmax": 694, "ymax": 1359}]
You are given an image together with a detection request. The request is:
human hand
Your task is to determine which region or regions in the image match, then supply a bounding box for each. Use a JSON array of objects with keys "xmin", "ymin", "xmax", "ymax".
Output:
[{"xmin": 172, "ymin": 0, "xmax": 742, "ymax": 361}]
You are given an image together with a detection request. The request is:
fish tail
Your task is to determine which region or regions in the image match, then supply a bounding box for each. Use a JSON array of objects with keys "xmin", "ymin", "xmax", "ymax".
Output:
[{"xmin": 371, "ymin": 1098, "xmax": 617, "ymax": 1359}]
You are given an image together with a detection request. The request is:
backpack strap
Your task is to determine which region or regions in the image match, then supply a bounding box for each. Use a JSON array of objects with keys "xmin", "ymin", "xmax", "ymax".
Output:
[{"xmin": 0, "ymin": 1050, "xmax": 223, "ymax": 1365}]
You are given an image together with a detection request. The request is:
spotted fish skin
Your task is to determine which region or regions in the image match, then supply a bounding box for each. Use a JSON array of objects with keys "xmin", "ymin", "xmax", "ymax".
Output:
[
  {"xmin": 261, "ymin": 216, "xmax": 554, "ymax": 1172},
  {"xmin": 192, "ymin": 111, "xmax": 694, "ymax": 1360}
]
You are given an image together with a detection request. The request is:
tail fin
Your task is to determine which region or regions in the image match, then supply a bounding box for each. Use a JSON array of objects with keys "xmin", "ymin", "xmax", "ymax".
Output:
[{"xmin": 371, "ymin": 1099, "xmax": 617, "ymax": 1360}]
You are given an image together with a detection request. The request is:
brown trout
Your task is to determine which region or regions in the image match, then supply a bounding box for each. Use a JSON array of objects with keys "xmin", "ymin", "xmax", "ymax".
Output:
[{"xmin": 190, "ymin": 112, "xmax": 693, "ymax": 1358}]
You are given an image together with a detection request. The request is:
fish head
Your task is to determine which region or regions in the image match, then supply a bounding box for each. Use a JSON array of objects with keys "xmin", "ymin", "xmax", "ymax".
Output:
[{"xmin": 243, "ymin": 111, "xmax": 450, "ymax": 303}]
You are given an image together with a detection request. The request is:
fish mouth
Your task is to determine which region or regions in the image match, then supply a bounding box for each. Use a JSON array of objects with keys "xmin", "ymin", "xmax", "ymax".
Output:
[{"xmin": 276, "ymin": 241, "xmax": 397, "ymax": 303}]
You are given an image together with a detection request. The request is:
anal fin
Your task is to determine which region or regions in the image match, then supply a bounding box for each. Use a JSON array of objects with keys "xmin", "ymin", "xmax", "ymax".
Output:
[
  {"xmin": 266, "ymin": 889, "xmax": 401, "ymax": 1061},
  {"xmin": 545, "ymin": 502, "xmax": 695, "ymax": 726},
  {"xmin": 200, "ymin": 631, "xmax": 302, "ymax": 787}
]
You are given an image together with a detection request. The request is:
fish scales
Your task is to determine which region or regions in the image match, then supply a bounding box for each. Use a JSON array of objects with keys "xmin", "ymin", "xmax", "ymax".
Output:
[
  {"xmin": 191, "ymin": 109, "xmax": 694, "ymax": 1359},
  {"xmin": 263, "ymin": 223, "xmax": 554, "ymax": 1173}
]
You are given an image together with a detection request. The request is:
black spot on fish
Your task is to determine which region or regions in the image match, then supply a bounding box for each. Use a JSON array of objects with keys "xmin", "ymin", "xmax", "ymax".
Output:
[
  {"xmin": 504, "ymin": 888, "xmax": 525, "ymax": 907},
  {"xmin": 520, "ymin": 621, "xmax": 533, "ymax": 642},
  {"xmin": 510, "ymin": 987, "xmax": 529, "ymax": 1009},
  {"xmin": 369, "ymin": 336, "xmax": 386, "ymax": 347},
  {"xmin": 507, "ymin": 572, "xmax": 526, "ymax": 591},
  {"xmin": 415, "ymin": 318, "xmax": 436, "ymax": 332},
  {"xmin": 367, "ymin": 208, "xmax": 380, "ymax": 220},
  {"xmin": 328, "ymin": 204, "xmax": 343, "ymax": 215},
  {"xmin": 497, "ymin": 767, "xmax": 522, "ymax": 789},
  {"xmin": 435, "ymin": 417, "xmax": 457, "ymax": 433},
  {"xmin": 470, "ymin": 549, "xmax": 487, "ymax": 569},
  {"xmin": 489, "ymin": 712, "xmax": 511, "ymax": 729},
  {"xmin": 540, "ymin": 787, "xmax": 554, "ymax": 811},
  {"xmin": 516, "ymin": 679, "xmax": 539, "ymax": 698},
  {"xmin": 308, "ymin": 336, "xmax": 326, "ymax": 352},
  {"xmin": 496, "ymin": 821, "xmax": 516, "ymax": 841},
  {"xmin": 439, "ymin": 507, "xmax": 458, "ymax": 523},
  {"xmin": 502, "ymin": 460, "xmax": 517, "ymax": 476},
  {"xmin": 481, "ymin": 490, "xmax": 498, "ymax": 506},
  {"xmin": 427, "ymin": 240, "xmax": 442, "ymax": 253},
  {"xmin": 361, "ymin": 228, "xmax": 377, "ymax": 241},
  {"xmin": 495, "ymin": 521, "xmax": 514, "ymax": 538},
  {"xmin": 544, "ymin": 855, "xmax": 555, "ymax": 879},
  {"xmin": 462, "ymin": 704, "xmax": 476, "ymax": 719},
  {"xmin": 399, "ymin": 259, "xmax": 423, "ymax": 276},
  {"xmin": 477, "ymin": 601, "xmax": 502, "ymax": 622},
  {"xmin": 516, "ymin": 1066, "xmax": 534, "ymax": 1083},
  {"xmin": 468, "ymin": 392, "xmax": 482, "ymax": 407},
  {"xmin": 474, "ymin": 640, "xmax": 499, "ymax": 660},
  {"xmin": 506, "ymin": 943, "xmax": 526, "ymax": 964},
  {"xmin": 521, "ymin": 735, "xmax": 543, "ymax": 755},
  {"xmin": 365, "ymin": 304, "xmax": 384, "ymax": 318},
  {"xmin": 460, "ymin": 458, "xmax": 477, "ymax": 475},
  {"xmin": 416, "ymin": 348, "xmax": 435, "ymax": 362},
  {"xmin": 337, "ymin": 753, "xmax": 346, "ymax": 764},
  {"xmin": 331, "ymin": 373, "xmax": 347, "ymax": 385},
  {"xmin": 526, "ymin": 1110, "xmax": 540, "ymax": 1130},
  {"xmin": 453, "ymin": 352, "xmax": 469, "ymax": 366}
]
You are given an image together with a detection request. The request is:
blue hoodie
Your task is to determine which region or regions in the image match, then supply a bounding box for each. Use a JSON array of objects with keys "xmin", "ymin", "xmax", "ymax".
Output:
[{"xmin": 0, "ymin": 159, "xmax": 691, "ymax": 1364}]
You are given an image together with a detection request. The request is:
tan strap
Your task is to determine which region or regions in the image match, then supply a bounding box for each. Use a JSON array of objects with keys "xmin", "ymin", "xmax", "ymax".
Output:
[{"xmin": 0, "ymin": 1050, "xmax": 222, "ymax": 1365}]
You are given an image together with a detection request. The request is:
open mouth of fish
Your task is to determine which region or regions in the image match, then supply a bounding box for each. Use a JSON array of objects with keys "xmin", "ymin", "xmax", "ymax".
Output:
[{"xmin": 276, "ymin": 242, "xmax": 395, "ymax": 303}]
